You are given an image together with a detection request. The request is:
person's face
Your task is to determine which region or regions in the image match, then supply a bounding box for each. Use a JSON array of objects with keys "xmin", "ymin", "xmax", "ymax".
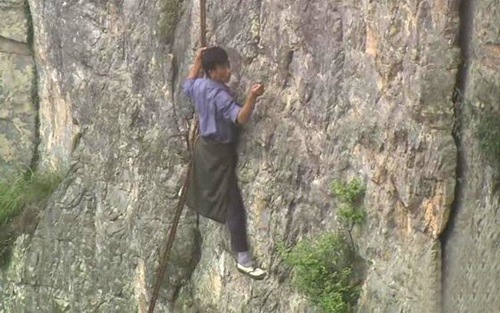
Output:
[{"xmin": 209, "ymin": 62, "xmax": 231, "ymax": 83}]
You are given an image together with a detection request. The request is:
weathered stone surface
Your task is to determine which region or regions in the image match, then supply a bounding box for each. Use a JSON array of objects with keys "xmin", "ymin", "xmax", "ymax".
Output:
[
  {"xmin": 0, "ymin": 2, "xmax": 28, "ymax": 43},
  {"xmin": 176, "ymin": 1, "xmax": 458, "ymax": 312},
  {"xmin": 0, "ymin": 0, "xmax": 35, "ymax": 172},
  {"xmin": 27, "ymin": 0, "xmax": 79, "ymax": 171},
  {"xmin": 2, "ymin": 0, "xmax": 200, "ymax": 312},
  {"xmin": 0, "ymin": 0, "xmax": 24, "ymax": 8},
  {"xmin": 0, "ymin": 0, "xmax": 497, "ymax": 312},
  {"xmin": 442, "ymin": 0, "xmax": 500, "ymax": 312}
]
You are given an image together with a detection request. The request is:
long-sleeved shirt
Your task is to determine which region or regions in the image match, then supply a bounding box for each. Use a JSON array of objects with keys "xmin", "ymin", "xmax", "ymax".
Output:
[{"xmin": 183, "ymin": 78, "xmax": 241, "ymax": 143}]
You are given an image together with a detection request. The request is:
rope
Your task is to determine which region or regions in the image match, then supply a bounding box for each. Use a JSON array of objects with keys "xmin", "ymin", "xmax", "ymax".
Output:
[
  {"xmin": 147, "ymin": 160, "xmax": 193, "ymax": 313},
  {"xmin": 200, "ymin": 0, "xmax": 207, "ymax": 47},
  {"xmin": 191, "ymin": 0, "xmax": 206, "ymax": 142},
  {"xmin": 147, "ymin": 1, "xmax": 206, "ymax": 312}
]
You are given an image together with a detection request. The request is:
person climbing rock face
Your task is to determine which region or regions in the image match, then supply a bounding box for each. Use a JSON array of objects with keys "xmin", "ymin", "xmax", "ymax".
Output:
[{"xmin": 183, "ymin": 46, "xmax": 266, "ymax": 280}]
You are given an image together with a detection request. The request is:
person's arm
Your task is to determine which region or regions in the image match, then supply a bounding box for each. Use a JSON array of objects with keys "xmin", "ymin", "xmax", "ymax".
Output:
[
  {"xmin": 183, "ymin": 47, "xmax": 207, "ymax": 99},
  {"xmin": 237, "ymin": 84, "xmax": 264, "ymax": 125},
  {"xmin": 187, "ymin": 47, "xmax": 206, "ymax": 79}
]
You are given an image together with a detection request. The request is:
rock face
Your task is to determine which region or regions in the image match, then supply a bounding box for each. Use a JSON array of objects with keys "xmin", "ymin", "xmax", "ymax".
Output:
[
  {"xmin": 442, "ymin": 0, "xmax": 500, "ymax": 312},
  {"xmin": 0, "ymin": 0, "xmax": 498, "ymax": 312},
  {"xmin": 0, "ymin": 0, "xmax": 36, "ymax": 172}
]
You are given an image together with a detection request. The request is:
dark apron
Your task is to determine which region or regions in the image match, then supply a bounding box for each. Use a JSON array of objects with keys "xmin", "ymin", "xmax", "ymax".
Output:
[{"xmin": 186, "ymin": 137, "xmax": 237, "ymax": 223}]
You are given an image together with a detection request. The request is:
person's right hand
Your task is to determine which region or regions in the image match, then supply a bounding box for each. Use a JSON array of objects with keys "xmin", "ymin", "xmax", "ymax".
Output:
[
  {"xmin": 195, "ymin": 47, "xmax": 207, "ymax": 62},
  {"xmin": 250, "ymin": 84, "xmax": 265, "ymax": 97}
]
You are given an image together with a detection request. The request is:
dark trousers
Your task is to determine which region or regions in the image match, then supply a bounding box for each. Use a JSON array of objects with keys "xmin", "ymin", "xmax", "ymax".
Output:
[{"xmin": 226, "ymin": 177, "xmax": 249, "ymax": 252}]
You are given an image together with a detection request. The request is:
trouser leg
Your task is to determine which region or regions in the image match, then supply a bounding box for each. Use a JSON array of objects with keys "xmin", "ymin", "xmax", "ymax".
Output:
[{"xmin": 226, "ymin": 179, "xmax": 249, "ymax": 253}]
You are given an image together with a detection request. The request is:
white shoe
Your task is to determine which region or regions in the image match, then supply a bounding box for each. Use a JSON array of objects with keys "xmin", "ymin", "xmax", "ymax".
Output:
[{"xmin": 236, "ymin": 263, "xmax": 267, "ymax": 280}]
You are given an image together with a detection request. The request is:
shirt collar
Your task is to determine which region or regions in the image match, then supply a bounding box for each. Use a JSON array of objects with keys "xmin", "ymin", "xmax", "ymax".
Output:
[{"xmin": 206, "ymin": 78, "xmax": 228, "ymax": 89}]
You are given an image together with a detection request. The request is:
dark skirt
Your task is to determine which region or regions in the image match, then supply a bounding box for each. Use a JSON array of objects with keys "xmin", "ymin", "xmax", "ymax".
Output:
[{"xmin": 186, "ymin": 137, "xmax": 237, "ymax": 223}]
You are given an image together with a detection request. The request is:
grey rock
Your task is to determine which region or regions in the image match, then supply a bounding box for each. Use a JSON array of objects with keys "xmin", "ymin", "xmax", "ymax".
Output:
[
  {"xmin": 0, "ymin": 0, "xmax": 498, "ymax": 312},
  {"xmin": 442, "ymin": 0, "xmax": 500, "ymax": 312},
  {"xmin": 0, "ymin": 0, "xmax": 36, "ymax": 173}
]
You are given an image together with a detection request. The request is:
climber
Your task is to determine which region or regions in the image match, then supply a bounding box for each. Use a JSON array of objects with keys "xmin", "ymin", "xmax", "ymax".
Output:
[{"xmin": 183, "ymin": 46, "xmax": 266, "ymax": 280}]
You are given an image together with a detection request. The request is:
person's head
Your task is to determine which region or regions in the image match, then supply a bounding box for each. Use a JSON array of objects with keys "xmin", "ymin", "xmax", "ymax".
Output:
[{"xmin": 202, "ymin": 47, "xmax": 231, "ymax": 83}]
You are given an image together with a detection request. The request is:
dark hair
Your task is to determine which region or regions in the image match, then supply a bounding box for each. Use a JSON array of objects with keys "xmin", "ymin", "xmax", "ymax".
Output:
[{"xmin": 202, "ymin": 47, "xmax": 229, "ymax": 77}]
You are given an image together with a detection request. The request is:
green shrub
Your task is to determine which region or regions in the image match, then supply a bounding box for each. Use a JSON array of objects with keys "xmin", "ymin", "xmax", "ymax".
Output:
[
  {"xmin": 331, "ymin": 179, "xmax": 365, "ymax": 204},
  {"xmin": 1, "ymin": 168, "xmax": 63, "ymax": 268},
  {"xmin": 337, "ymin": 204, "xmax": 365, "ymax": 229},
  {"xmin": 278, "ymin": 178, "xmax": 366, "ymax": 312},
  {"xmin": 331, "ymin": 179, "xmax": 366, "ymax": 232},
  {"xmin": 279, "ymin": 233, "xmax": 359, "ymax": 313},
  {"xmin": 0, "ymin": 168, "xmax": 63, "ymax": 225}
]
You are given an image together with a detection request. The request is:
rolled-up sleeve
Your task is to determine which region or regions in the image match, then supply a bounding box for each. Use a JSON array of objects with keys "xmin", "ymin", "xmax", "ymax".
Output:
[
  {"xmin": 214, "ymin": 90, "xmax": 241, "ymax": 124},
  {"xmin": 183, "ymin": 78, "xmax": 200, "ymax": 100}
]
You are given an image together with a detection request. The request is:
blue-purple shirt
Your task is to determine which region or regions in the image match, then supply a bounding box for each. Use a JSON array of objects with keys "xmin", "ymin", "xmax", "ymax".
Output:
[{"xmin": 183, "ymin": 78, "xmax": 241, "ymax": 143}]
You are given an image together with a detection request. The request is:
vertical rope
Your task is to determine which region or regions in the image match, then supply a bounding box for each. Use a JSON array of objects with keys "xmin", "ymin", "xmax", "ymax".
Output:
[
  {"xmin": 147, "ymin": 162, "xmax": 194, "ymax": 313},
  {"xmin": 200, "ymin": 0, "xmax": 207, "ymax": 47},
  {"xmin": 190, "ymin": 0, "xmax": 205, "ymax": 149},
  {"xmin": 147, "ymin": 1, "xmax": 207, "ymax": 312}
]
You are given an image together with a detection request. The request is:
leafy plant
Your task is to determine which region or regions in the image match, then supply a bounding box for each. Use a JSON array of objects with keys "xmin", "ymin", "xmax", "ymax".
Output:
[
  {"xmin": 0, "ymin": 167, "xmax": 64, "ymax": 268},
  {"xmin": 278, "ymin": 178, "xmax": 367, "ymax": 312},
  {"xmin": 0, "ymin": 168, "xmax": 64, "ymax": 226},
  {"xmin": 331, "ymin": 178, "xmax": 365, "ymax": 205},
  {"xmin": 279, "ymin": 233, "xmax": 359, "ymax": 313},
  {"xmin": 331, "ymin": 178, "xmax": 366, "ymax": 243}
]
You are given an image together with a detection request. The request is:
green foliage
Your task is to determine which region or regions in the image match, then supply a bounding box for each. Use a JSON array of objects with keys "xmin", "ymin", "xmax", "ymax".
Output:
[
  {"xmin": 331, "ymin": 179, "xmax": 366, "ymax": 231},
  {"xmin": 337, "ymin": 205, "xmax": 365, "ymax": 229},
  {"xmin": 279, "ymin": 233, "xmax": 359, "ymax": 313},
  {"xmin": 476, "ymin": 110, "xmax": 500, "ymax": 168},
  {"xmin": 278, "ymin": 178, "xmax": 366, "ymax": 312},
  {"xmin": 331, "ymin": 179, "xmax": 365, "ymax": 204},
  {"xmin": 0, "ymin": 168, "xmax": 63, "ymax": 225},
  {"xmin": 0, "ymin": 167, "xmax": 63, "ymax": 268}
]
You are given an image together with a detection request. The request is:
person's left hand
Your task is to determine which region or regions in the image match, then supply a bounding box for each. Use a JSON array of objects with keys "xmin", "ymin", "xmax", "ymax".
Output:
[{"xmin": 250, "ymin": 83, "xmax": 265, "ymax": 97}]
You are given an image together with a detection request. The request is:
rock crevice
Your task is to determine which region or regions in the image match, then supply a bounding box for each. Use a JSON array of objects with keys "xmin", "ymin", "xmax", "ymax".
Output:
[
  {"xmin": 0, "ymin": 0, "xmax": 499, "ymax": 312},
  {"xmin": 440, "ymin": 0, "xmax": 474, "ymax": 267},
  {"xmin": 441, "ymin": 0, "xmax": 500, "ymax": 311}
]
